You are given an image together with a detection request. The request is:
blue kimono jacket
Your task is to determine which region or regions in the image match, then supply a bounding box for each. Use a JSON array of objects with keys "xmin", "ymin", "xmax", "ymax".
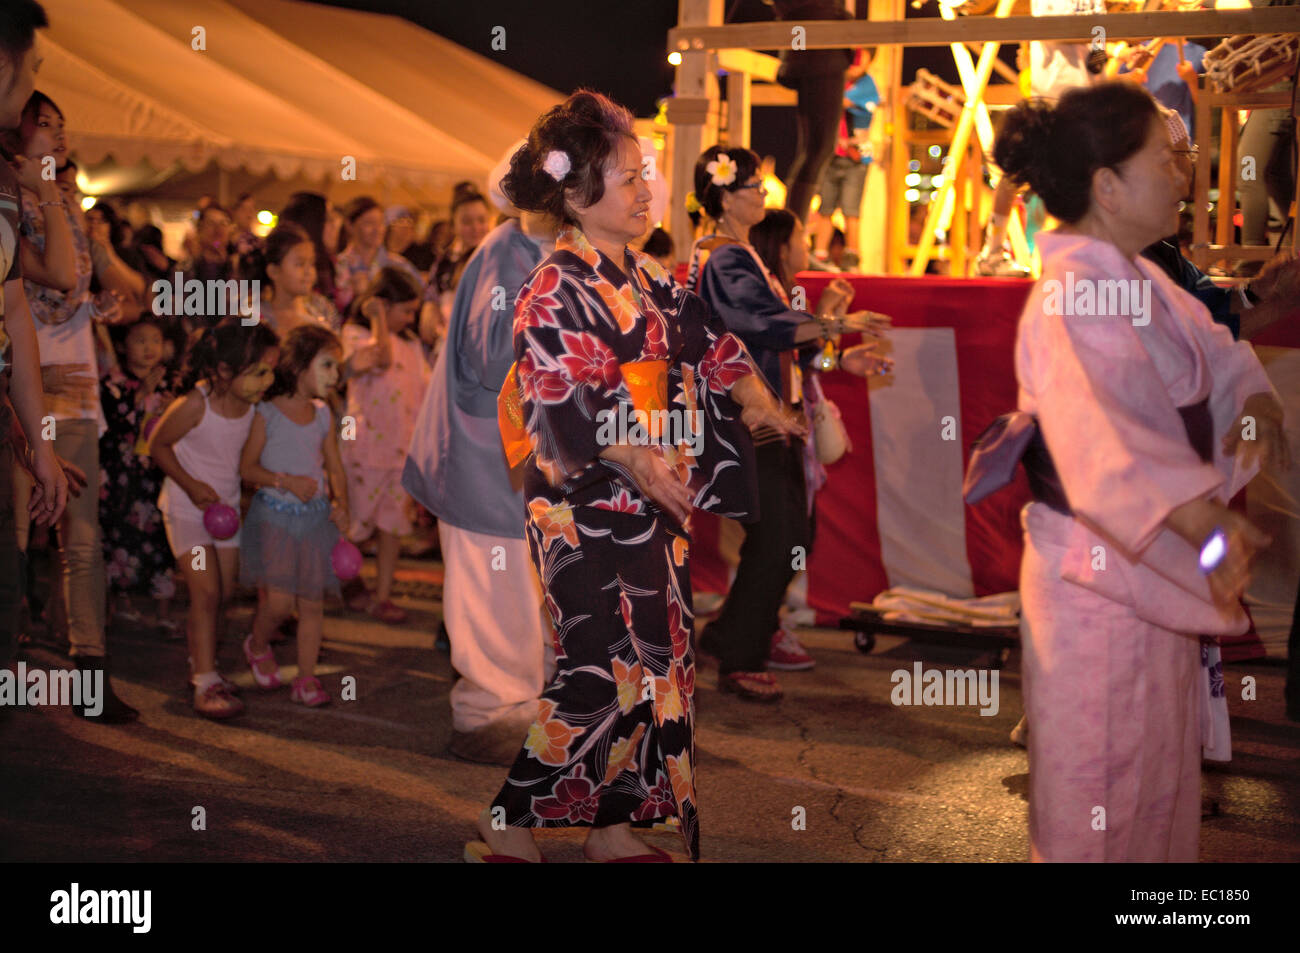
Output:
[{"xmin": 402, "ymin": 219, "xmax": 545, "ymax": 538}]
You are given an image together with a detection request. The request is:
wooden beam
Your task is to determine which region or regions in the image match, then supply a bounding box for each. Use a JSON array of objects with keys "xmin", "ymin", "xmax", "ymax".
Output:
[
  {"xmin": 716, "ymin": 49, "xmax": 781, "ymax": 82},
  {"xmin": 911, "ymin": 0, "xmax": 1015, "ymax": 275},
  {"xmin": 670, "ymin": 0, "xmax": 723, "ymax": 265},
  {"xmin": 1190, "ymin": 88, "xmax": 1294, "ymax": 270},
  {"xmin": 668, "ymin": 9, "xmax": 1300, "ymax": 50},
  {"xmin": 858, "ymin": 0, "xmax": 900, "ymax": 274},
  {"xmin": 727, "ymin": 71, "xmax": 752, "ymax": 148},
  {"xmin": 943, "ymin": 7, "xmax": 1029, "ymax": 272},
  {"xmin": 749, "ymin": 84, "xmax": 799, "ymax": 106},
  {"xmin": 886, "ymin": 0, "xmax": 909, "ymax": 274}
]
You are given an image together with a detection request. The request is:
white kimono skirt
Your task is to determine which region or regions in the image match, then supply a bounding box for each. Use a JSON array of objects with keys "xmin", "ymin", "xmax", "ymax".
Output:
[{"xmin": 1015, "ymin": 231, "xmax": 1275, "ymax": 862}]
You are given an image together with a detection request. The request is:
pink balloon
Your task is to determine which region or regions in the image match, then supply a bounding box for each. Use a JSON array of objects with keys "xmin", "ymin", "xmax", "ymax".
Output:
[
  {"xmin": 202, "ymin": 503, "xmax": 240, "ymax": 541},
  {"xmin": 331, "ymin": 539, "xmax": 363, "ymax": 581}
]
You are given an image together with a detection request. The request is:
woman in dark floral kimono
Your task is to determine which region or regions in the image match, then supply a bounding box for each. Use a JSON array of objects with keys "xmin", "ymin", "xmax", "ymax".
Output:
[{"xmin": 466, "ymin": 91, "xmax": 801, "ymax": 863}]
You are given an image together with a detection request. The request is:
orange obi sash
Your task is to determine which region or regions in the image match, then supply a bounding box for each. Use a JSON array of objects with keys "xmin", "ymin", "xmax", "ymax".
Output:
[
  {"xmin": 619, "ymin": 359, "xmax": 668, "ymax": 418},
  {"xmin": 498, "ymin": 361, "xmax": 530, "ymax": 468},
  {"xmin": 497, "ymin": 358, "xmax": 672, "ymax": 467}
]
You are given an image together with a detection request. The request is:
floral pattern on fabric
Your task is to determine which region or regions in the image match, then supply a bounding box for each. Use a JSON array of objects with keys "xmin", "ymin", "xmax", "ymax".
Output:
[
  {"xmin": 98, "ymin": 371, "xmax": 176, "ymax": 598},
  {"xmin": 340, "ymin": 329, "xmax": 429, "ymax": 539},
  {"xmin": 489, "ymin": 227, "xmax": 760, "ymax": 861},
  {"xmin": 333, "ymin": 246, "xmax": 421, "ymax": 313}
]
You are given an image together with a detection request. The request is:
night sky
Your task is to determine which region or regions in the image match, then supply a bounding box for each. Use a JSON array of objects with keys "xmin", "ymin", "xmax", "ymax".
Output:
[{"xmin": 307, "ymin": 0, "xmax": 979, "ymax": 176}]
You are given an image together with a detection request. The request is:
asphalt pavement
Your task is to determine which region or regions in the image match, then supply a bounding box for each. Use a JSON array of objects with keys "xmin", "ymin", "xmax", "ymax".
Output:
[{"xmin": 2, "ymin": 556, "xmax": 1297, "ymax": 863}]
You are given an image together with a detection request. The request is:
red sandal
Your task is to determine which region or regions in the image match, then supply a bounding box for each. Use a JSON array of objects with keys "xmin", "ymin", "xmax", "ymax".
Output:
[
  {"xmin": 720, "ymin": 670, "xmax": 783, "ymax": 703},
  {"xmin": 463, "ymin": 841, "xmax": 547, "ymax": 863},
  {"xmin": 368, "ymin": 599, "xmax": 408, "ymax": 625}
]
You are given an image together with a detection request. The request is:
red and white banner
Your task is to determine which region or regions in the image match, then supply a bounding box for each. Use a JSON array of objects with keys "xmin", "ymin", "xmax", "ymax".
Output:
[{"xmin": 690, "ymin": 273, "xmax": 1297, "ymax": 660}]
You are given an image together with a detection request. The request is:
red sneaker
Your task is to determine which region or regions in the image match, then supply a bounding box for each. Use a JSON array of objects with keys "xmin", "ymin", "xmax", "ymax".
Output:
[{"xmin": 768, "ymin": 626, "xmax": 815, "ymax": 671}]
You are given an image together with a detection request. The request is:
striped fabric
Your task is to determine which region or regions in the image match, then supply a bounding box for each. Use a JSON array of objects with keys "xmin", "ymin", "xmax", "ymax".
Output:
[{"xmin": 690, "ymin": 273, "xmax": 1298, "ymax": 659}]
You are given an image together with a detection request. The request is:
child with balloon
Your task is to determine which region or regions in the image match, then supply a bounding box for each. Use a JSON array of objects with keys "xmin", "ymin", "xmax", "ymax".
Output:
[
  {"xmin": 238, "ymin": 324, "xmax": 353, "ymax": 708},
  {"xmin": 148, "ymin": 318, "xmax": 280, "ymax": 719}
]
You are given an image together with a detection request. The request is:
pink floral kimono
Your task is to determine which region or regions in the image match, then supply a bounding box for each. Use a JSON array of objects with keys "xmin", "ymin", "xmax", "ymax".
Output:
[{"xmin": 1015, "ymin": 230, "xmax": 1275, "ymax": 862}]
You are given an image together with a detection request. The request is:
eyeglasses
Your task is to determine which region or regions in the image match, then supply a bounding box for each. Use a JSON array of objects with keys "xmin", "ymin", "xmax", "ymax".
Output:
[{"xmin": 1171, "ymin": 146, "xmax": 1199, "ymax": 160}]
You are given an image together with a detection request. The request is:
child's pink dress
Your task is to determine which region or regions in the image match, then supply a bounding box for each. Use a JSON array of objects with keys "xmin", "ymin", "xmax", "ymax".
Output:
[{"xmin": 340, "ymin": 326, "xmax": 430, "ymax": 540}]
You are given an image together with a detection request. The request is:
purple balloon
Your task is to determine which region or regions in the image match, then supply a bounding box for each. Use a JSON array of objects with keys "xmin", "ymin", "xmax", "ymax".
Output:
[
  {"xmin": 203, "ymin": 503, "xmax": 240, "ymax": 541},
  {"xmin": 331, "ymin": 539, "xmax": 363, "ymax": 580}
]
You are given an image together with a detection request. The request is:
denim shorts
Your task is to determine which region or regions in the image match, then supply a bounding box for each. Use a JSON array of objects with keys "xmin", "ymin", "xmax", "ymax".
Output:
[{"xmin": 817, "ymin": 155, "xmax": 868, "ymax": 216}]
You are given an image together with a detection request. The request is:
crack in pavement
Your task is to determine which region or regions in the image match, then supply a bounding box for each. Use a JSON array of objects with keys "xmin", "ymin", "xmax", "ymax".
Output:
[{"xmin": 779, "ymin": 702, "xmax": 886, "ymax": 859}]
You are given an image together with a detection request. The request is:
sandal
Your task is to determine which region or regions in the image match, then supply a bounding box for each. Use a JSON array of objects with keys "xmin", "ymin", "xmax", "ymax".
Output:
[
  {"xmin": 463, "ymin": 840, "xmax": 546, "ymax": 863},
  {"xmin": 183, "ymin": 672, "xmax": 242, "ymax": 698},
  {"xmin": 583, "ymin": 845, "xmax": 674, "ymax": 863},
  {"xmin": 243, "ymin": 634, "xmax": 283, "ymax": 690},
  {"xmin": 193, "ymin": 683, "xmax": 244, "ymax": 719},
  {"xmin": 720, "ymin": 670, "xmax": 783, "ymax": 703},
  {"xmin": 368, "ymin": 599, "xmax": 408, "ymax": 625},
  {"xmin": 291, "ymin": 675, "xmax": 330, "ymax": 708}
]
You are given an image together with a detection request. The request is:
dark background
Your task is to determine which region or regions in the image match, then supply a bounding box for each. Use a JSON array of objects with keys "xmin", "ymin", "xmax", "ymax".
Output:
[{"xmin": 305, "ymin": 0, "xmax": 992, "ymax": 177}]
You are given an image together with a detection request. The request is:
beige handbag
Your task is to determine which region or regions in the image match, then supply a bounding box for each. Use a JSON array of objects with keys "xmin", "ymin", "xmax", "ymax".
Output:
[{"xmin": 813, "ymin": 396, "xmax": 850, "ymax": 465}]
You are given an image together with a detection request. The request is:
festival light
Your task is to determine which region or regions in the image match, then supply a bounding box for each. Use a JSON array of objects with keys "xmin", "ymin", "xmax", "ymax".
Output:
[{"xmin": 668, "ymin": 51, "xmax": 682, "ymax": 66}]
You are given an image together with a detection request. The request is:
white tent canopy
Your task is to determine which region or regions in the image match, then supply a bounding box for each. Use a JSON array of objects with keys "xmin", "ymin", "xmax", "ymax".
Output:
[{"xmin": 37, "ymin": 0, "xmax": 563, "ymax": 203}]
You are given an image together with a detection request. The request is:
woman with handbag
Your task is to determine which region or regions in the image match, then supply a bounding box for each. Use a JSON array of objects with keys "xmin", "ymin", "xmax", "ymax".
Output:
[{"xmin": 687, "ymin": 153, "xmax": 889, "ymax": 697}]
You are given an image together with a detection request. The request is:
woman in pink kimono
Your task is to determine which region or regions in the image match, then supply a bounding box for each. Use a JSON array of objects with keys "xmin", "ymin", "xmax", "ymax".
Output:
[{"xmin": 993, "ymin": 83, "xmax": 1286, "ymax": 862}]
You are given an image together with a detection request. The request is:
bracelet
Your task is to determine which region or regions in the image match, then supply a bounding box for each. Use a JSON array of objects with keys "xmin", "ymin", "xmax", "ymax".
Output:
[
  {"xmin": 1199, "ymin": 527, "xmax": 1227, "ymax": 574},
  {"xmin": 1237, "ymin": 286, "xmax": 1255, "ymax": 311},
  {"xmin": 39, "ymin": 200, "xmax": 63, "ymax": 209}
]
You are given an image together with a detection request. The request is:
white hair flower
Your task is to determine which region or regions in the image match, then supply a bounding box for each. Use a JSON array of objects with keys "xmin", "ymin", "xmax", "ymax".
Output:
[
  {"xmin": 706, "ymin": 153, "xmax": 737, "ymax": 187},
  {"xmin": 543, "ymin": 149, "xmax": 571, "ymax": 181}
]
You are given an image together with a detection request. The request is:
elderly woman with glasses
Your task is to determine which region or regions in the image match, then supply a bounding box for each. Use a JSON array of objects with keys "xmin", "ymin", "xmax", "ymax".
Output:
[
  {"xmin": 995, "ymin": 81, "xmax": 1286, "ymax": 862},
  {"xmin": 685, "ymin": 145, "xmax": 887, "ymax": 701}
]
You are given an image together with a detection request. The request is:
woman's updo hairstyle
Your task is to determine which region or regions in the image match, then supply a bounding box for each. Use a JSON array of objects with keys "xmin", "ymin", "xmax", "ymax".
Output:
[
  {"xmin": 691, "ymin": 145, "xmax": 761, "ymax": 225},
  {"xmin": 501, "ymin": 90, "xmax": 636, "ymax": 227},
  {"xmin": 992, "ymin": 81, "xmax": 1160, "ymax": 224}
]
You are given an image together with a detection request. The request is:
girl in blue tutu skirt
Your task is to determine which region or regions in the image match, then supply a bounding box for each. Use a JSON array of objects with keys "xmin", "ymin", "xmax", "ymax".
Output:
[{"xmin": 238, "ymin": 324, "xmax": 350, "ymax": 707}]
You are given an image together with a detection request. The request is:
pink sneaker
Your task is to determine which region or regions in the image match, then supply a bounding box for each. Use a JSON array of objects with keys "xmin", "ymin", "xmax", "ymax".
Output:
[
  {"xmin": 768, "ymin": 626, "xmax": 815, "ymax": 671},
  {"xmin": 291, "ymin": 675, "xmax": 330, "ymax": 708}
]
